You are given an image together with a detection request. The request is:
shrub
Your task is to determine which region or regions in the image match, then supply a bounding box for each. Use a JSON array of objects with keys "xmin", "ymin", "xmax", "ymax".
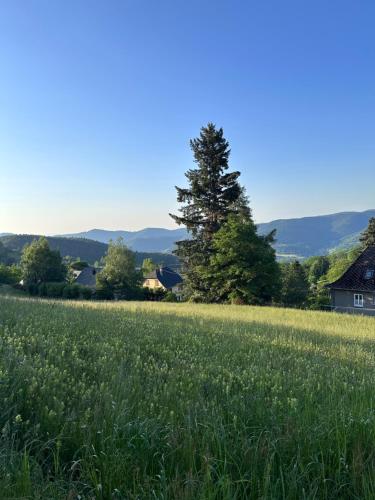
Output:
[
  {"xmin": 80, "ymin": 287, "xmax": 92, "ymax": 300},
  {"xmin": 62, "ymin": 284, "xmax": 81, "ymax": 299},
  {"xmin": 43, "ymin": 282, "xmax": 66, "ymax": 298},
  {"xmin": 162, "ymin": 291, "xmax": 178, "ymax": 302},
  {"xmin": 0, "ymin": 264, "xmax": 22, "ymax": 285}
]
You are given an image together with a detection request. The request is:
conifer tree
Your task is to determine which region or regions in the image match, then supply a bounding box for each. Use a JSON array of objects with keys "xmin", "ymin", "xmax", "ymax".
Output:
[
  {"xmin": 170, "ymin": 123, "xmax": 248, "ymax": 300},
  {"xmin": 208, "ymin": 214, "xmax": 281, "ymax": 304},
  {"xmin": 280, "ymin": 260, "xmax": 309, "ymax": 307},
  {"xmin": 360, "ymin": 217, "xmax": 375, "ymax": 248}
]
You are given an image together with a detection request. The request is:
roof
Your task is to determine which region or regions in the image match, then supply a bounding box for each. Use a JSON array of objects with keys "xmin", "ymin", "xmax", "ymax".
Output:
[
  {"xmin": 327, "ymin": 246, "xmax": 375, "ymax": 292},
  {"xmin": 145, "ymin": 267, "xmax": 183, "ymax": 289},
  {"xmin": 74, "ymin": 266, "xmax": 99, "ymax": 288}
]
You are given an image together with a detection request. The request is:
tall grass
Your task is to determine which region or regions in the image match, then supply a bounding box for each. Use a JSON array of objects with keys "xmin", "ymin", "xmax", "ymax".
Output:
[{"xmin": 0, "ymin": 296, "xmax": 375, "ymax": 498}]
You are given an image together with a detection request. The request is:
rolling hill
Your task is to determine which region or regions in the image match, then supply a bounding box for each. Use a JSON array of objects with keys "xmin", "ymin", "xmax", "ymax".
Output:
[
  {"xmin": 56, "ymin": 209, "xmax": 375, "ymax": 258},
  {"xmin": 0, "ymin": 234, "xmax": 179, "ymax": 268},
  {"xmin": 257, "ymin": 209, "xmax": 375, "ymax": 258},
  {"xmin": 2, "ymin": 210, "xmax": 374, "ymax": 261}
]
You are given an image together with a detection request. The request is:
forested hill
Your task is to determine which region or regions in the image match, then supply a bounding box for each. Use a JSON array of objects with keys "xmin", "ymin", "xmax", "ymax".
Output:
[
  {"xmin": 0, "ymin": 235, "xmax": 179, "ymax": 268},
  {"xmin": 2, "ymin": 210, "xmax": 375, "ymax": 260},
  {"xmin": 58, "ymin": 210, "xmax": 375, "ymax": 258},
  {"xmin": 257, "ymin": 209, "xmax": 375, "ymax": 258}
]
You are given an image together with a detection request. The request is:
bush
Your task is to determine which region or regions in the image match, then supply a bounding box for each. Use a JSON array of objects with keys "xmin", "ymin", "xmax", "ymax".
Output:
[
  {"xmin": 62, "ymin": 284, "xmax": 81, "ymax": 299},
  {"xmin": 95, "ymin": 286, "xmax": 114, "ymax": 300},
  {"xmin": 0, "ymin": 264, "xmax": 21, "ymax": 285},
  {"xmin": 80, "ymin": 287, "xmax": 92, "ymax": 300},
  {"xmin": 162, "ymin": 291, "xmax": 178, "ymax": 302},
  {"xmin": 142, "ymin": 287, "xmax": 167, "ymax": 301},
  {"xmin": 43, "ymin": 282, "xmax": 66, "ymax": 298}
]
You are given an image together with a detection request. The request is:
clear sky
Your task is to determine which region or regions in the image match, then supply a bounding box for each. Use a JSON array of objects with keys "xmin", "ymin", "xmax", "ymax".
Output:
[{"xmin": 1, "ymin": 0, "xmax": 374, "ymax": 234}]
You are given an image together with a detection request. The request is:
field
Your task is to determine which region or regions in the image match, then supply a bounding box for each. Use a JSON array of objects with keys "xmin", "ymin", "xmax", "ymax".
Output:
[{"xmin": 1, "ymin": 297, "xmax": 375, "ymax": 499}]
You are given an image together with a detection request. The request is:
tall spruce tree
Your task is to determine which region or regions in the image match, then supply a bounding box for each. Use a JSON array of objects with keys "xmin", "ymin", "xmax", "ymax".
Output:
[
  {"xmin": 170, "ymin": 123, "xmax": 248, "ymax": 300},
  {"xmin": 360, "ymin": 217, "xmax": 375, "ymax": 248}
]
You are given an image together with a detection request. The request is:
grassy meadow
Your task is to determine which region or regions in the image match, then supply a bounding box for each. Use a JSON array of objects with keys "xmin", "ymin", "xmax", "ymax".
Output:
[{"xmin": 1, "ymin": 296, "xmax": 375, "ymax": 499}]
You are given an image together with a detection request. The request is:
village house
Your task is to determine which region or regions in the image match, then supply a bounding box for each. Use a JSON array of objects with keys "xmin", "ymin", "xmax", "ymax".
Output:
[
  {"xmin": 73, "ymin": 266, "xmax": 98, "ymax": 289},
  {"xmin": 143, "ymin": 266, "xmax": 183, "ymax": 300},
  {"xmin": 327, "ymin": 245, "xmax": 375, "ymax": 315}
]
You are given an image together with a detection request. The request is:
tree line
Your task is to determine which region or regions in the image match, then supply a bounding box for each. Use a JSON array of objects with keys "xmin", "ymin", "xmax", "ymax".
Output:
[{"xmin": 1, "ymin": 123, "xmax": 375, "ymax": 306}]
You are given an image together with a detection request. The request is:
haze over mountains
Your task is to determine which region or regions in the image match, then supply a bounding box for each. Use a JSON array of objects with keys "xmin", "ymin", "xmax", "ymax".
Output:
[
  {"xmin": 2, "ymin": 210, "xmax": 374, "ymax": 261},
  {"xmin": 58, "ymin": 210, "xmax": 375, "ymax": 258},
  {"xmin": 59, "ymin": 228, "xmax": 188, "ymax": 253}
]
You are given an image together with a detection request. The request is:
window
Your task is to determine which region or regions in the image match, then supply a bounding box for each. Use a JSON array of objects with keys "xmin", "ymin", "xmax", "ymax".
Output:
[
  {"xmin": 365, "ymin": 269, "xmax": 374, "ymax": 280},
  {"xmin": 354, "ymin": 294, "xmax": 364, "ymax": 308}
]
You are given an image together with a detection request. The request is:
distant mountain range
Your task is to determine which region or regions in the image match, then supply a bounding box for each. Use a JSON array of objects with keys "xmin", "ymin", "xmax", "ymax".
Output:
[
  {"xmin": 257, "ymin": 209, "xmax": 375, "ymax": 258},
  {"xmin": 57, "ymin": 210, "xmax": 375, "ymax": 258},
  {"xmin": 59, "ymin": 228, "xmax": 188, "ymax": 253},
  {"xmin": 2, "ymin": 210, "xmax": 374, "ymax": 261}
]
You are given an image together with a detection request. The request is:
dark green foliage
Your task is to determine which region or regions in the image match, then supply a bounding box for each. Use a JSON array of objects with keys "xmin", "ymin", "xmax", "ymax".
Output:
[
  {"xmin": 34, "ymin": 282, "xmax": 91, "ymax": 299},
  {"xmin": 321, "ymin": 246, "xmax": 362, "ymax": 285},
  {"xmin": 162, "ymin": 291, "xmax": 178, "ymax": 302},
  {"xmin": 0, "ymin": 234, "xmax": 179, "ymax": 268},
  {"xmin": 97, "ymin": 238, "xmax": 142, "ymax": 299},
  {"xmin": 170, "ymin": 123, "xmax": 250, "ymax": 301},
  {"xmin": 142, "ymin": 258, "xmax": 156, "ymax": 276},
  {"xmin": 80, "ymin": 287, "xmax": 93, "ymax": 300},
  {"xmin": 0, "ymin": 240, "xmax": 17, "ymax": 265},
  {"xmin": 0, "ymin": 264, "xmax": 21, "ymax": 285},
  {"xmin": 62, "ymin": 284, "xmax": 81, "ymax": 299},
  {"xmin": 37, "ymin": 282, "xmax": 66, "ymax": 298},
  {"xmin": 280, "ymin": 261, "xmax": 309, "ymax": 307},
  {"xmin": 207, "ymin": 215, "xmax": 281, "ymax": 304},
  {"xmin": 142, "ymin": 287, "xmax": 167, "ymax": 301},
  {"xmin": 307, "ymin": 288, "xmax": 331, "ymax": 310},
  {"xmin": 360, "ymin": 217, "xmax": 375, "ymax": 248},
  {"xmin": 20, "ymin": 237, "xmax": 66, "ymax": 286},
  {"xmin": 94, "ymin": 282, "xmax": 114, "ymax": 300},
  {"xmin": 303, "ymin": 256, "xmax": 330, "ymax": 286}
]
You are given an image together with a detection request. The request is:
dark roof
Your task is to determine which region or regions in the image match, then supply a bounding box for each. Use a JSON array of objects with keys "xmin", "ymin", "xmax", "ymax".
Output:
[
  {"xmin": 145, "ymin": 267, "xmax": 183, "ymax": 289},
  {"xmin": 328, "ymin": 246, "xmax": 375, "ymax": 292},
  {"xmin": 74, "ymin": 266, "xmax": 99, "ymax": 288}
]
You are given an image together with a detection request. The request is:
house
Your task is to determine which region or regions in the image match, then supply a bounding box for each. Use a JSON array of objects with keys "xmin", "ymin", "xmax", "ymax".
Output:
[
  {"xmin": 143, "ymin": 267, "xmax": 183, "ymax": 300},
  {"xmin": 73, "ymin": 266, "xmax": 99, "ymax": 289},
  {"xmin": 327, "ymin": 245, "xmax": 375, "ymax": 315}
]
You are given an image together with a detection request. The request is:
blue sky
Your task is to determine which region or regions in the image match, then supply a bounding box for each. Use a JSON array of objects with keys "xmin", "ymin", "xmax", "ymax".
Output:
[{"xmin": 1, "ymin": 0, "xmax": 374, "ymax": 234}]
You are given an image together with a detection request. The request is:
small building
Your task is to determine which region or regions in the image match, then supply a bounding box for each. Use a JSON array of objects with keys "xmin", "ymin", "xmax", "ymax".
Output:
[
  {"xmin": 327, "ymin": 246, "xmax": 375, "ymax": 315},
  {"xmin": 143, "ymin": 267, "xmax": 183, "ymax": 300},
  {"xmin": 73, "ymin": 266, "xmax": 98, "ymax": 289}
]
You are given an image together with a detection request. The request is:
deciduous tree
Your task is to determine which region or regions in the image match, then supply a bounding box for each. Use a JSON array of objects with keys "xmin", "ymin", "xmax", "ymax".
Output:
[
  {"xmin": 21, "ymin": 237, "xmax": 66, "ymax": 286},
  {"xmin": 97, "ymin": 238, "xmax": 141, "ymax": 299}
]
